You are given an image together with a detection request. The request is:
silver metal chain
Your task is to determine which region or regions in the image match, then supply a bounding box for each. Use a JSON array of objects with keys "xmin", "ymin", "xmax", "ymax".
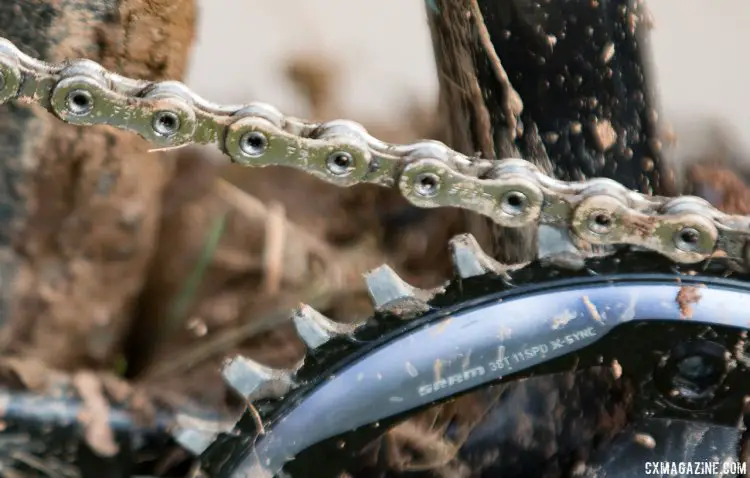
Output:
[{"xmin": 0, "ymin": 36, "xmax": 748, "ymax": 266}]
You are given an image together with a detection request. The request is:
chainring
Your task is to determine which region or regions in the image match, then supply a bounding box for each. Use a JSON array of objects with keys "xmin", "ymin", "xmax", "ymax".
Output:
[{"xmin": 173, "ymin": 236, "xmax": 750, "ymax": 478}]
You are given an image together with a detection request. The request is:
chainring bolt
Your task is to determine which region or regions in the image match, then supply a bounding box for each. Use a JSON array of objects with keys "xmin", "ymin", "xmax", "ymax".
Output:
[
  {"xmin": 500, "ymin": 191, "xmax": 528, "ymax": 216},
  {"xmin": 152, "ymin": 111, "xmax": 181, "ymax": 137},
  {"xmin": 239, "ymin": 131, "xmax": 269, "ymax": 157},
  {"xmin": 414, "ymin": 172, "xmax": 440, "ymax": 197},
  {"xmin": 671, "ymin": 351, "xmax": 725, "ymax": 399},
  {"xmin": 65, "ymin": 89, "xmax": 94, "ymax": 116},
  {"xmin": 655, "ymin": 340, "xmax": 729, "ymax": 408},
  {"xmin": 326, "ymin": 151, "xmax": 355, "ymax": 176},
  {"xmin": 675, "ymin": 227, "xmax": 701, "ymax": 252}
]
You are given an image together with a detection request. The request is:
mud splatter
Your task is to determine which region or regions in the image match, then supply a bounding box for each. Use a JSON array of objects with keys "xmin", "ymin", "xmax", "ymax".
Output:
[
  {"xmin": 621, "ymin": 214, "xmax": 658, "ymax": 238},
  {"xmin": 611, "ymin": 359, "xmax": 622, "ymax": 380},
  {"xmin": 429, "ymin": 317, "xmax": 453, "ymax": 337},
  {"xmin": 633, "ymin": 432, "xmax": 656, "ymax": 449},
  {"xmin": 591, "ymin": 119, "xmax": 617, "ymax": 152},
  {"xmin": 676, "ymin": 285, "xmax": 703, "ymax": 320},
  {"xmin": 551, "ymin": 309, "xmax": 577, "ymax": 329},
  {"xmin": 433, "ymin": 359, "xmax": 443, "ymax": 383},
  {"xmin": 582, "ymin": 296, "xmax": 605, "ymax": 324}
]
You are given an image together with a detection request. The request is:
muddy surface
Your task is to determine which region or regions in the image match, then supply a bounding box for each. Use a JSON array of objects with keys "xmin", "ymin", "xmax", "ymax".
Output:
[
  {"xmin": 0, "ymin": 0, "xmax": 195, "ymax": 369},
  {"xmin": 675, "ymin": 285, "xmax": 703, "ymax": 320}
]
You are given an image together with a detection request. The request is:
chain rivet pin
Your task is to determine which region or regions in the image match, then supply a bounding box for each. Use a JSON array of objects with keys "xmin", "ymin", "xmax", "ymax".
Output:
[
  {"xmin": 588, "ymin": 211, "xmax": 614, "ymax": 235},
  {"xmin": 65, "ymin": 89, "xmax": 94, "ymax": 116},
  {"xmin": 239, "ymin": 131, "xmax": 269, "ymax": 157},
  {"xmin": 414, "ymin": 172, "xmax": 440, "ymax": 197},
  {"xmin": 500, "ymin": 191, "xmax": 529, "ymax": 217},
  {"xmin": 326, "ymin": 151, "xmax": 355, "ymax": 176},
  {"xmin": 674, "ymin": 227, "xmax": 702, "ymax": 253},
  {"xmin": 152, "ymin": 111, "xmax": 181, "ymax": 137}
]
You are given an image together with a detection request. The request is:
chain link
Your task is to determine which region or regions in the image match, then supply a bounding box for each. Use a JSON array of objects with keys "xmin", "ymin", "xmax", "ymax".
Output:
[{"xmin": 0, "ymin": 36, "xmax": 748, "ymax": 266}]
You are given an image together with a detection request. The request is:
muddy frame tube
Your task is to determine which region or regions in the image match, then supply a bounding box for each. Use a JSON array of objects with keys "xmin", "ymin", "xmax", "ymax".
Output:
[
  {"xmin": 428, "ymin": 0, "xmax": 671, "ymax": 192},
  {"xmin": 426, "ymin": 0, "xmax": 675, "ymax": 262},
  {"xmin": 421, "ymin": 1, "xmax": 743, "ymax": 476}
]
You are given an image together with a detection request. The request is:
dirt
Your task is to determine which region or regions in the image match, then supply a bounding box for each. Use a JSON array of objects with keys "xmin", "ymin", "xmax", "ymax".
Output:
[
  {"xmin": 591, "ymin": 120, "xmax": 617, "ymax": 152},
  {"xmin": 0, "ymin": 0, "xmax": 194, "ymax": 370},
  {"xmin": 688, "ymin": 162, "xmax": 750, "ymax": 214},
  {"xmin": 621, "ymin": 213, "xmax": 658, "ymax": 239},
  {"xmin": 676, "ymin": 285, "xmax": 703, "ymax": 320},
  {"xmin": 632, "ymin": 433, "xmax": 656, "ymax": 450},
  {"xmin": 678, "ymin": 120, "xmax": 750, "ymax": 214},
  {"xmin": 582, "ymin": 296, "xmax": 604, "ymax": 325}
]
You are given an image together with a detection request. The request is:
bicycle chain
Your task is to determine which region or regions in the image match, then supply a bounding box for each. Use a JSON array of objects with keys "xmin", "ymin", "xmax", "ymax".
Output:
[
  {"xmin": 0, "ymin": 36, "xmax": 749, "ymax": 267},
  {"xmin": 2, "ymin": 35, "xmax": 750, "ymax": 477}
]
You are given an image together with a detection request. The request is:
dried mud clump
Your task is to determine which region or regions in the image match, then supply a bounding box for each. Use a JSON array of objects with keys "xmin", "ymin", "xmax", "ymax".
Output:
[
  {"xmin": 676, "ymin": 285, "xmax": 703, "ymax": 320},
  {"xmin": 0, "ymin": 0, "xmax": 196, "ymax": 370}
]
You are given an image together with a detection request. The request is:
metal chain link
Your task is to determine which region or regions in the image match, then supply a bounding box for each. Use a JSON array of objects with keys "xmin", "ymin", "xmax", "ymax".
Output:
[{"xmin": 0, "ymin": 36, "xmax": 748, "ymax": 266}]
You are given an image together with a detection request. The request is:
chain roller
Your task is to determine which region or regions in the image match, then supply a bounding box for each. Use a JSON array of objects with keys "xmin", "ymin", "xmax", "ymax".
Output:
[{"xmin": 0, "ymin": 36, "xmax": 749, "ymax": 265}]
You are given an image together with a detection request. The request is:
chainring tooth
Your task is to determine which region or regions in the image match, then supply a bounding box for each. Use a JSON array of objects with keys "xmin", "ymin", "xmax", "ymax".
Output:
[
  {"xmin": 292, "ymin": 304, "xmax": 361, "ymax": 351},
  {"xmin": 221, "ymin": 355, "xmax": 299, "ymax": 402},
  {"xmin": 363, "ymin": 264, "xmax": 438, "ymax": 318},
  {"xmin": 448, "ymin": 232, "xmax": 525, "ymax": 278},
  {"xmin": 173, "ymin": 236, "xmax": 561, "ymax": 471},
  {"xmin": 171, "ymin": 234, "xmax": 503, "ymax": 467},
  {"xmin": 172, "ymin": 412, "xmax": 237, "ymax": 456},
  {"xmin": 195, "ymin": 243, "xmax": 750, "ymax": 477}
]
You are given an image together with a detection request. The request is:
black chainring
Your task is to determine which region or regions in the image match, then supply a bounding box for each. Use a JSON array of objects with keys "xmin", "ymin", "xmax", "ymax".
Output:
[{"xmin": 198, "ymin": 249, "xmax": 750, "ymax": 477}]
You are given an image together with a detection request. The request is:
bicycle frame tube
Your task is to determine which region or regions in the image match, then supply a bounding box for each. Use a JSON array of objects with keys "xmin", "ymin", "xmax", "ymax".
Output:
[{"xmin": 427, "ymin": 0, "xmax": 674, "ymax": 196}]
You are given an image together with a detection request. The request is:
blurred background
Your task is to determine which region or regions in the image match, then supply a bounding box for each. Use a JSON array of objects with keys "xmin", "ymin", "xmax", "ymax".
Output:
[{"xmin": 186, "ymin": 0, "xmax": 750, "ymax": 160}]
